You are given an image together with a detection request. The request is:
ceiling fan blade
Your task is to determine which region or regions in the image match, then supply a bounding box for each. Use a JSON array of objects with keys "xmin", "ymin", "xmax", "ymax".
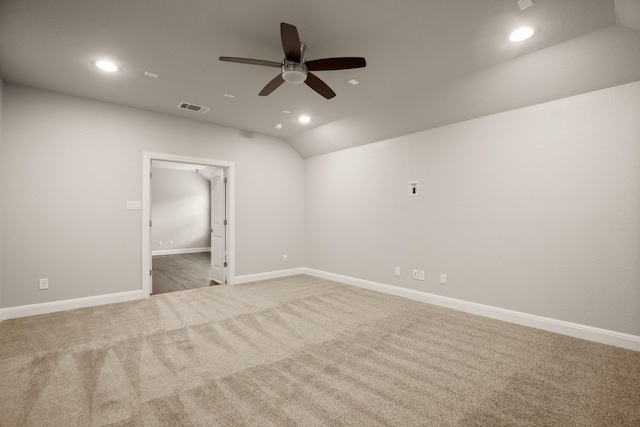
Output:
[
  {"xmin": 259, "ymin": 74, "xmax": 285, "ymax": 96},
  {"xmin": 281, "ymin": 23, "xmax": 301, "ymax": 62},
  {"xmin": 305, "ymin": 72, "xmax": 336, "ymax": 99},
  {"xmin": 219, "ymin": 57, "xmax": 281, "ymax": 67},
  {"xmin": 306, "ymin": 57, "xmax": 367, "ymax": 71}
]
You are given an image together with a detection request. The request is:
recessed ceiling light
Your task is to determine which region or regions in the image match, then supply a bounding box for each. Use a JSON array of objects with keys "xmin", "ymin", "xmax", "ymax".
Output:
[
  {"xmin": 223, "ymin": 93, "xmax": 236, "ymax": 98},
  {"xmin": 282, "ymin": 110, "xmax": 291, "ymax": 114},
  {"xmin": 96, "ymin": 60, "xmax": 118, "ymax": 72},
  {"xmin": 274, "ymin": 123, "xmax": 283, "ymax": 130},
  {"xmin": 144, "ymin": 71, "xmax": 159, "ymax": 78},
  {"xmin": 348, "ymin": 79, "xmax": 360, "ymax": 86},
  {"xmin": 298, "ymin": 115, "xmax": 311, "ymax": 124},
  {"xmin": 509, "ymin": 27, "xmax": 534, "ymax": 42}
]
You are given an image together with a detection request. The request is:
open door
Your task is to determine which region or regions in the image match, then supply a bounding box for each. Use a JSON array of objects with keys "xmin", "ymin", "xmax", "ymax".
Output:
[{"xmin": 210, "ymin": 168, "xmax": 227, "ymax": 284}]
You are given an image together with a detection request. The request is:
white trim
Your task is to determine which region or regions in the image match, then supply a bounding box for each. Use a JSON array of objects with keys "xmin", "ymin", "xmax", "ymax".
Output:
[
  {"xmin": 143, "ymin": 152, "xmax": 236, "ymax": 297},
  {"xmin": 235, "ymin": 268, "xmax": 305, "ymax": 285},
  {"xmin": 304, "ymin": 268, "xmax": 640, "ymax": 352},
  {"xmin": 0, "ymin": 267, "xmax": 299, "ymax": 322},
  {"xmin": 152, "ymin": 247, "xmax": 211, "ymax": 256},
  {"xmin": 0, "ymin": 290, "xmax": 144, "ymax": 321},
  {"xmin": 3, "ymin": 269, "xmax": 637, "ymax": 353}
]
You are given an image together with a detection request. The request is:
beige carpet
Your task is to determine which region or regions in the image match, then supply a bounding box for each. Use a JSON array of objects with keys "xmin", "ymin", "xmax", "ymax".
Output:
[{"xmin": 1, "ymin": 275, "xmax": 639, "ymax": 426}]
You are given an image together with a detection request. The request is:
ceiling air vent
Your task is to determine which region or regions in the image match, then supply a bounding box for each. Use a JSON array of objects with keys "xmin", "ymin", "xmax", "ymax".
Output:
[{"xmin": 177, "ymin": 102, "xmax": 210, "ymax": 114}]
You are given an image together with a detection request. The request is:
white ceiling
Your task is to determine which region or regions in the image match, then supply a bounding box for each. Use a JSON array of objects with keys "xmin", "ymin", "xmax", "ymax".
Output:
[{"xmin": 1, "ymin": 0, "xmax": 638, "ymax": 158}]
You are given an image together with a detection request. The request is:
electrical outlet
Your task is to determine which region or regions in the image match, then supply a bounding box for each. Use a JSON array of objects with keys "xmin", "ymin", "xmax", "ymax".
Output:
[
  {"xmin": 394, "ymin": 267, "xmax": 400, "ymax": 277},
  {"xmin": 158, "ymin": 241, "xmax": 163, "ymax": 246},
  {"xmin": 440, "ymin": 274, "xmax": 447, "ymax": 284},
  {"xmin": 39, "ymin": 278, "xmax": 49, "ymax": 290},
  {"xmin": 419, "ymin": 271, "xmax": 425, "ymax": 281},
  {"xmin": 283, "ymin": 254, "xmax": 288, "ymax": 262},
  {"xmin": 412, "ymin": 270, "xmax": 419, "ymax": 279}
]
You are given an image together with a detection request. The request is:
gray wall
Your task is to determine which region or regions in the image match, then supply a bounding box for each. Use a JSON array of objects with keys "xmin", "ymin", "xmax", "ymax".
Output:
[
  {"xmin": 151, "ymin": 167, "xmax": 211, "ymax": 252},
  {"xmin": 305, "ymin": 81, "xmax": 640, "ymax": 336},
  {"xmin": 2, "ymin": 80, "xmax": 638, "ymax": 338},
  {"xmin": 0, "ymin": 84, "xmax": 305, "ymax": 308}
]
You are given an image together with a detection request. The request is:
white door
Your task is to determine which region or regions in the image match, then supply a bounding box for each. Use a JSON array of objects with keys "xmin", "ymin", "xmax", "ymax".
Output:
[{"xmin": 210, "ymin": 168, "xmax": 226, "ymax": 283}]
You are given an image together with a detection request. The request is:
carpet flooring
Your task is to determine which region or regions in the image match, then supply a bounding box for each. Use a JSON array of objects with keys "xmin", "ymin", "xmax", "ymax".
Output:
[{"xmin": 0, "ymin": 275, "xmax": 639, "ymax": 426}]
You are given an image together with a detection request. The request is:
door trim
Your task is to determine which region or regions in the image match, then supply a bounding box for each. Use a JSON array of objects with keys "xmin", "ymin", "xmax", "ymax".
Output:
[{"xmin": 142, "ymin": 151, "xmax": 236, "ymax": 297}]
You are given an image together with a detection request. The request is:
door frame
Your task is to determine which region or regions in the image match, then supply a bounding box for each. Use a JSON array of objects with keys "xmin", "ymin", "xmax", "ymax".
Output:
[{"xmin": 142, "ymin": 151, "xmax": 236, "ymax": 297}]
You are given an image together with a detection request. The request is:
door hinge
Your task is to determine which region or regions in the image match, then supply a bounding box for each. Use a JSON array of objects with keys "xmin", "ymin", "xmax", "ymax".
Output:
[
  {"xmin": 150, "ymin": 269, "xmax": 152, "ymax": 276},
  {"xmin": 223, "ymin": 262, "xmax": 228, "ymax": 267},
  {"xmin": 150, "ymin": 220, "xmax": 152, "ymax": 227},
  {"xmin": 224, "ymin": 178, "xmax": 228, "ymax": 184},
  {"xmin": 223, "ymin": 219, "xmax": 228, "ymax": 225}
]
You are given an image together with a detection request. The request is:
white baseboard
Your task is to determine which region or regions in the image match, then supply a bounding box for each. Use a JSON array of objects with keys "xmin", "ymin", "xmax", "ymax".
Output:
[
  {"xmin": 0, "ymin": 266, "xmax": 303, "ymax": 322},
  {"xmin": 3, "ymin": 268, "xmax": 637, "ymax": 353},
  {"xmin": 152, "ymin": 247, "xmax": 211, "ymax": 256},
  {"xmin": 304, "ymin": 268, "xmax": 640, "ymax": 352},
  {"xmin": 235, "ymin": 267, "xmax": 305, "ymax": 285},
  {"xmin": 0, "ymin": 290, "xmax": 144, "ymax": 322}
]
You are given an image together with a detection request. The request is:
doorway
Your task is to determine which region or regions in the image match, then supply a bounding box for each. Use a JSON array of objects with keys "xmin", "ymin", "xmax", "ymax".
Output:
[
  {"xmin": 149, "ymin": 160, "xmax": 215, "ymax": 294},
  {"xmin": 142, "ymin": 152, "xmax": 235, "ymax": 298}
]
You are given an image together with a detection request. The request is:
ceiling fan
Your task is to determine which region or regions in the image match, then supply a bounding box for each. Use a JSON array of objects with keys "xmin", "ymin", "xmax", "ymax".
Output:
[{"xmin": 219, "ymin": 23, "xmax": 366, "ymax": 99}]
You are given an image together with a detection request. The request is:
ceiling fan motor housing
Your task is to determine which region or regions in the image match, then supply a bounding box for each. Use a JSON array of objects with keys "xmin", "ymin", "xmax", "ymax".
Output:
[{"xmin": 282, "ymin": 60, "xmax": 308, "ymax": 84}]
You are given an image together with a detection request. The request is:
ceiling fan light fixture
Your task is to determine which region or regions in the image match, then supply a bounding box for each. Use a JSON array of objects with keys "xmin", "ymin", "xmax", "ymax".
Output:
[{"xmin": 282, "ymin": 61, "xmax": 308, "ymax": 84}]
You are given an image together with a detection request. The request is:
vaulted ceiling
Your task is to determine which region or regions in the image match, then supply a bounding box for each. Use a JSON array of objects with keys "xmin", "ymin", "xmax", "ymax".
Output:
[{"xmin": 1, "ymin": 0, "xmax": 639, "ymax": 158}]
